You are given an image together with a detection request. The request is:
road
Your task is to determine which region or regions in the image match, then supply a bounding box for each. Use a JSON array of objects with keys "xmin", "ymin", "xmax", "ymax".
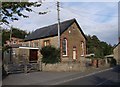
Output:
[
  {"xmin": 56, "ymin": 65, "xmax": 120, "ymax": 85},
  {"xmin": 2, "ymin": 66, "xmax": 120, "ymax": 86}
]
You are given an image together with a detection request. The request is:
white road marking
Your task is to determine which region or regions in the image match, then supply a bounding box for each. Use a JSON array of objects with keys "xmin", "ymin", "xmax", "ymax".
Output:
[
  {"xmin": 96, "ymin": 77, "xmax": 113, "ymax": 86},
  {"xmin": 53, "ymin": 67, "xmax": 114, "ymax": 85},
  {"xmin": 0, "ymin": 81, "xmax": 2, "ymax": 87}
]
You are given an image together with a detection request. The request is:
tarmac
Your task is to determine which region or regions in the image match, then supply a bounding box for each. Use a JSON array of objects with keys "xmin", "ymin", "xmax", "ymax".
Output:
[{"xmin": 2, "ymin": 65, "xmax": 111, "ymax": 85}]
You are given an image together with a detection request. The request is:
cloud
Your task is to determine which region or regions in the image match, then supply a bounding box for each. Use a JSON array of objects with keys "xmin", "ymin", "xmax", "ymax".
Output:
[
  {"xmin": 29, "ymin": 0, "xmax": 119, "ymax": 2},
  {"xmin": 3, "ymin": 2, "xmax": 118, "ymax": 45},
  {"xmin": 61, "ymin": 2, "xmax": 118, "ymax": 45}
]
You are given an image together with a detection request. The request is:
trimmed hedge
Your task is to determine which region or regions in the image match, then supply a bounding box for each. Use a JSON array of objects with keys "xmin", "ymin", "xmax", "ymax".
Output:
[{"xmin": 40, "ymin": 46, "xmax": 60, "ymax": 64}]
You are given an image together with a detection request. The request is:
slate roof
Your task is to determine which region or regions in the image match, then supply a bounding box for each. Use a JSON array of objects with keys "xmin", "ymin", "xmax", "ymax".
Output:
[
  {"xmin": 114, "ymin": 42, "xmax": 120, "ymax": 49},
  {"xmin": 25, "ymin": 18, "xmax": 86, "ymax": 41}
]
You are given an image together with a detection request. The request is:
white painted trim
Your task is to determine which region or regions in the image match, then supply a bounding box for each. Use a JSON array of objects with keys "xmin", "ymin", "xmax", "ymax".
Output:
[
  {"xmin": 81, "ymin": 41, "xmax": 84, "ymax": 56},
  {"xmin": 63, "ymin": 38, "xmax": 68, "ymax": 56},
  {"xmin": 29, "ymin": 41, "xmax": 30, "ymax": 47},
  {"xmin": 19, "ymin": 47, "xmax": 39, "ymax": 50},
  {"xmin": 63, "ymin": 54, "xmax": 68, "ymax": 56}
]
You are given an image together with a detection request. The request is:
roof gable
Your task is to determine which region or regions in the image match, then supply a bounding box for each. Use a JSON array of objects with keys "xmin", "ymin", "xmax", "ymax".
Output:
[
  {"xmin": 114, "ymin": 42, "xmax": 120, "ymax": 49},
  {"xmin": 73, "ymin": 19, "xmax": 87, "ymax": 40},
  {"xmin": 25, "ymin": 18, "xmax": 86, "ymax": 41}
]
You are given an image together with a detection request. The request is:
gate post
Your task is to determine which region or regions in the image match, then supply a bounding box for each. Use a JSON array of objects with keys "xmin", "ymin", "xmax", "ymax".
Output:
[{"xmin": 23, "ymin": 54, "xmax": 28, "ymax": 73}]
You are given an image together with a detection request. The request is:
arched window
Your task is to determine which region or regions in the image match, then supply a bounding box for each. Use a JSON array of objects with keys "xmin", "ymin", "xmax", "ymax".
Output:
[
  {"xmin": 62, "ymin": 38, "xmax": 67, "ymax": 56},
  {"xmin": 81, "ymin": 41, "xmax": 84, "ymax": 56}
]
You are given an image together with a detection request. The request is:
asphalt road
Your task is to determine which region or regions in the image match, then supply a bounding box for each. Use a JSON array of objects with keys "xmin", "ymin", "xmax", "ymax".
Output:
[
  {"xmin": 58, "ymin": 65, "xmax": 120, "ymax": 85},
  {"xmin": 2, "ymin": 65, "xmax": 120, "ymax": 87}
]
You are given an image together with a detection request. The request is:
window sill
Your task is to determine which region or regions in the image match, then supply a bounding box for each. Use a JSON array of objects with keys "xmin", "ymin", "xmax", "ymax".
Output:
[
  {"xmin": 62, "ymin": 55, "xmax": 68, "ymax": 57},
  {"xmin": 63, "ymin": 55, "xmax": 68, "ymax": 56},
  {"xmin": 29, "ymin": 61, "xmax": 37, "ymax": 63},
  {"xmin": 81, "ymin": 55, "xmax": 84, "ymax": 57}
]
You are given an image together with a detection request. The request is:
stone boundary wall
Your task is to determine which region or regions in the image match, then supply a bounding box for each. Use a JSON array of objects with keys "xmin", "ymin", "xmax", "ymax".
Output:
[
  {"xmin": 40, "ymin": 62, "xmax": 87, "ymax": 72},
  {"xmin": 39, "ymin": 59, "xmax": 107, "ymax": 72}
]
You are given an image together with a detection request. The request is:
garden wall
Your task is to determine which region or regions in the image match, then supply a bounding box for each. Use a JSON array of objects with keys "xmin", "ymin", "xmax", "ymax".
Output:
[
  {"xmin": 39, "ymin": 58, "xmax": 107, "ymax": 72},
  {"xmin": 40, "ymin": 62, "xmax": 87, "ymax": 72}
]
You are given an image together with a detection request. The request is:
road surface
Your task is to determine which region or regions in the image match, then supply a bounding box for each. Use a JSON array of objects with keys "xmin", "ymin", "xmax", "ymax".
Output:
[
  {"xmin": 57, "ymin": 65, "xmax": 120, "ymax": 85},
  {"xmin": 2, "ymin": 66, "xmax": 120, "ymax": 86}
]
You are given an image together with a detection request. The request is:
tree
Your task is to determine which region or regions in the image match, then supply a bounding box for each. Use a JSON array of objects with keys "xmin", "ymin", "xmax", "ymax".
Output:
[
  {"xmin": 1, "ymin": 1, "xmax": 46, "ymax": 25},
  {"xmin": 2, "ymin": 27, "xmax": 29, "ymax": 45},
  {"xmin": 86, "ymin": 35, "xmax": 113, "ymax": 58},
  {"xmin": 12, "ymin": 27, "xmax": 29, "ymax": 39}
]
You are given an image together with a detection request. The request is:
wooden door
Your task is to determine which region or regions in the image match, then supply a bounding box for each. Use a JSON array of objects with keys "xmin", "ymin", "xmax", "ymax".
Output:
[{"xmin": 29, "ymin": 49, "xmax": 38, "ymax": 62}]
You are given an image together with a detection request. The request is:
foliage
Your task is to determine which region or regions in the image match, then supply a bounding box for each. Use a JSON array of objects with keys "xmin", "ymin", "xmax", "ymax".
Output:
[
  {"xmin": 1, "ymin": 29, "xmax": 10, "ymax": 45},
  {"xmin": 2, "ymin": 27, "xmax": 29, "ymax": 45},
  {"xmin": 110, "ymin": 58, "xmax": 117, "ymax": 67},
  {"xmin": 40, "ymin": 46, "xmax": 60, "ymax": 64},
  {"xmin": 86, "ymin": 35, "xmax": 113, "ymax": 58},
  {"xmin": 11, "ymin": 27, "xmax": 28, "ymax": 39},
  {"xmin": 1, "ymin": 2, "xmax": 46, "ymax": 24},
  {"xmin": 2, "ymin": 45, "xmax": 10, "ymax": 52},
  {"xmin": 2, "ymin": 64, "xmax": 8, "ymax": 79}
]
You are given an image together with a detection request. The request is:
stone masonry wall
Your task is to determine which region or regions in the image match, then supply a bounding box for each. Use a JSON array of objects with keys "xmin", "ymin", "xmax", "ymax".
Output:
[
  {"xmin": 114, "ymin": 43, "xmax": 120, "ymax": 64},
  {"xmin": 60, "ymin": 22, "xmax": 86, "ymax": 62},
  {"xmin": 41, "ymin": 62, "xmax": 86, "ymax": 72}
]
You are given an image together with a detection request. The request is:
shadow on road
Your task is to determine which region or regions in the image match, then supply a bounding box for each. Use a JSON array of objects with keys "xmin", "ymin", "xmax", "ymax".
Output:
[
  {"xmin": 92, "ymin": 76, "xmax": 119, "ymax": 85},
  {"xmin": 111, "ymin": 65, "xmax": 120, "ymax": 73},
  {"xmin": 91, "ymin": 65, "xmax": 120, "ymax": 85}
]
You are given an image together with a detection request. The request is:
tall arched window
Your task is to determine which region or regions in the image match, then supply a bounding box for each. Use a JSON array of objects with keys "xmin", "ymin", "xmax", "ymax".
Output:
[
  {"xmin": 62, "ymin": 38, "xmax": 67, "ymax": 56},
  {"xmin": 81, "ymin": 41, "xmax": 84, "ymax": 56}
]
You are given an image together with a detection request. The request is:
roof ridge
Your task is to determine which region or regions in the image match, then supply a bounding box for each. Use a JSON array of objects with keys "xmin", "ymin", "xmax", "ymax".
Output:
[
  {"xmin": 25, "ymin": 18, "xmax": 76, "ymax": 41},
  {"xmin": 35, "ymin": 18, "xmax": 76, "ymax": 31}
]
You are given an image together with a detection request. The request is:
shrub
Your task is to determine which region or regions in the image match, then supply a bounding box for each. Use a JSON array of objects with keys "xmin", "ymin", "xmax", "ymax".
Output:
[
  {"xmin": 2, "ymin": 65, "xmax": 8, "ymax": 79},
  {"xmin": 110, "ymin": 58, "xmax": 117, "ymax": 67},
  {"xmin": 40, "ymin": 46, "xmax": 60, "ymax": 64}
]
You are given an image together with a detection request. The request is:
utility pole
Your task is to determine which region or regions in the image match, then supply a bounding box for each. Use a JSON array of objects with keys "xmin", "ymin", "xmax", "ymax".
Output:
[
  {"xmin": 9, "ymin": 25, "xmax": 13, "ymax": 63},
  {"xmin": 10, "ymin": 25, "xmax": 13, "ymax": 45},
  {"xmin": 57, "ymin": 1, "xmax": 60, "ymax": 48}
]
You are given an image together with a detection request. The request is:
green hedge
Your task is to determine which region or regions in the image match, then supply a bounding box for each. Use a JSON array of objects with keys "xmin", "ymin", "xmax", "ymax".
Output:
[
  {"xmin": 40, "ymin": 46, "xmax": 60, "ymax": 64},
  {"xmin": 110, "ymin": 58, "xmax": 117, "ymax": 67}
]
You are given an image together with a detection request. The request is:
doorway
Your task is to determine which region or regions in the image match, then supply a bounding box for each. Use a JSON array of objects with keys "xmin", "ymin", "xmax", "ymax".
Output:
[
  {"xmin": 29, "ymin": 49, "xmax": 38, "ymax": 63},
  {"xmin": 73, "ymin": 46, "xmax": 77, "ymax": 60}
]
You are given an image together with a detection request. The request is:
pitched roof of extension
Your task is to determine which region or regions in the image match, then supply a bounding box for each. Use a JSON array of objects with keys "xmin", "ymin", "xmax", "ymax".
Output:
[
  {"xmin": 114, "ymin": 42, "xmax": 120, "ymax": 49},
  {"xmin": 25, "ymin": 18, "xmax": 86, "ymax": 41}
]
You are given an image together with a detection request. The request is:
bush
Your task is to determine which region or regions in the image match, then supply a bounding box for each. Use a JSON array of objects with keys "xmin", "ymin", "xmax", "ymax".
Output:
[
  {"xmin": 2, "ymin": 65, "xmax": 8, "ymax": 79},
  {"xmin": 40, "ymin": 46, "xmax": 60, "ymax": 64},
  {"xmin": 110, "ymin": 58, "xmax": 117, "ymax": 67}
]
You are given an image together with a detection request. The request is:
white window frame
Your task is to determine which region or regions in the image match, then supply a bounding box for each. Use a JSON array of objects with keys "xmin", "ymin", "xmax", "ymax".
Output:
[
  {"xmin": 44, "ymin": 40, "xmax": 50, "ymax": 46},
  {"xmin": 81, "ymin": 41, "xmax": 84, "ymax": 56},
  {"xmin": 44, "ymin": 41, "xmax": 47, "ymax": 46},
  {"xmin": 63, "ymin": 38, "xmax": 68, "ymax": 56}
]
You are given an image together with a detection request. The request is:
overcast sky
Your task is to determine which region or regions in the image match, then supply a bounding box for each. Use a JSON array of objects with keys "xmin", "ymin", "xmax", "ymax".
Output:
[{"xmin": 2, "ymin": 0, "xmax": 119, "ymax": 45}]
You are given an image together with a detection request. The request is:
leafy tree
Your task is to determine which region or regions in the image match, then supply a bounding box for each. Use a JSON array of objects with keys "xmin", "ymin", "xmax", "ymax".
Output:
[
  {"xmin": 2, "ymin": 27, "xmax": 29, "ymax": 45},
  {"xmin": 86, "ymin": 35, "xmax": 113, "ymax": 58},
  {"xmin": 12, "ymin": 27, "xmax": 28, "ymax": 39},
  {"xmin": 40, "ymin": 46, "xmax": 60, "ymax": 64},
  {"xmin": 1, "ymin": 1, "xmax": 46, "ymax": 25},
  {"xmin": 2, "ymin": 29, "xmax": 10, "ymax": 45}
]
